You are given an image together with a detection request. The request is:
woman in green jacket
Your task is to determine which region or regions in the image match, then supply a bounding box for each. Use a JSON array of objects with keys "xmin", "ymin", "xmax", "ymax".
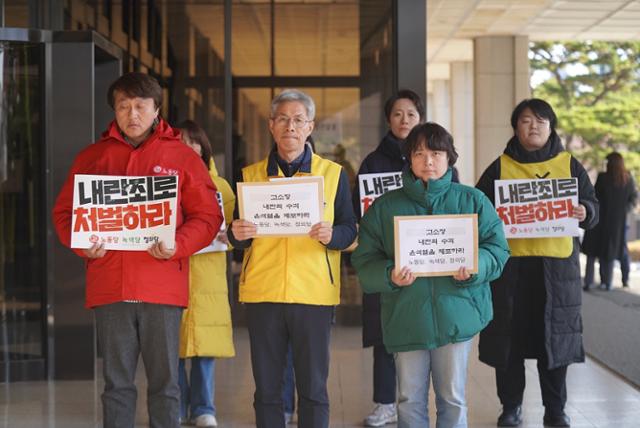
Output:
[{"xmin": 352, "ymin": 122, "xmax": 509, "ymax": 428}]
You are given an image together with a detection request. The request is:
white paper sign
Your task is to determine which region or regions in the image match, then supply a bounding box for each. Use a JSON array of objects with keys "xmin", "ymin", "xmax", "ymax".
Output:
[
  {"xmin": 237, "ymin": 177, "xmax": 323, "ymax": 237},
  {"xmin": 195, "ymin": 191, "xmax": 228, "ymax": 254},
  {"xmin": 71, "ymin": 174, "xmax": 178, "ymax": 250},
  {"xmin": 394, "ymin": 214, "xmax": 478, "ymax": 277},
  {"xmin": 358, "ymin": 171, "xmax": 403, "ymax": 214},
  {"xmin": 494, "ymin": 178, "xmax": 579, "ymax": 238}
]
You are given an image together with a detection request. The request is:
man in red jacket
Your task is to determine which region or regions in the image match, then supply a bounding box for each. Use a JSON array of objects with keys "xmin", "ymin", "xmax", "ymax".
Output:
[{"xmin": 52, "ymin": 72, "xmax": 222, "ymax": 428}]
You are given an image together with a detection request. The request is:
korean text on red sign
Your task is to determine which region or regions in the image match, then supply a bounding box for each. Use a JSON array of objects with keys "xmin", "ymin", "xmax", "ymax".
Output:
[
  {"xmin": 358, "ymin": 171, "xmax": 403, "ymax": 214},
  {"xmin": 71, "ymin": 174, "xmax": 179, "ymax": 250},
  {"xmin": 494, "ymin": 178, "xmax": 579, "ymax": 238}
]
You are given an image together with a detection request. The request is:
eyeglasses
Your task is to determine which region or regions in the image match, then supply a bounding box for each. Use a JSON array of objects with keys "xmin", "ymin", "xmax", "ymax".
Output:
[{"xmin": 272, "ymin": 115, "xmax": 311, "ymax": 129}]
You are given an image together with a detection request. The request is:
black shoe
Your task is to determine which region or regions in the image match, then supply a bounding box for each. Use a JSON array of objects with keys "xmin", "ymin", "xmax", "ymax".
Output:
[
  {"xmin": 497, "ymin": 406, "xmax": 522, "ymax": 426},
  {"xmin": 622, "ymin": 282, "xmax": 629, "ymax": 288},
  {"xmin": 543, "ymin": 411, "xmax": 570, "ymax": 427}
]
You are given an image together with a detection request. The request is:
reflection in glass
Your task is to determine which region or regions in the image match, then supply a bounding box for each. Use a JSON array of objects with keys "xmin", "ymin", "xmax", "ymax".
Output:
[
  {"xmin": 0, "ymin": 42, "xmax": 45, "ymax": 365},
  {"xmin": 274, "ymin": 3, "xmax": 359, "ymax": 76},
  {"xmin": 232, "ymin": 3, "xmax": 272, "ymax": 76}
]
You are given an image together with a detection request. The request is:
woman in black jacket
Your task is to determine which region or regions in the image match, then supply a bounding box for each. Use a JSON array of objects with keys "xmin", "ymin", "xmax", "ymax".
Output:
[
  {"xmin": 582, "ymin": 152, "xmax": 637, "ymax": 290},
  {"xmin": 352, "ymin": 89, "xmax": 424, "ymax": 427},
  {"xmin": 476, "ymin": 99, "xmax": 598, "ymax": 428}
]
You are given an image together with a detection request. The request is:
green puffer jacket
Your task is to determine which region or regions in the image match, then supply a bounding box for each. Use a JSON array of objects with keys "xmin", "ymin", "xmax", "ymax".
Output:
[{"xmin": 352, "ymin": 168, "xmax": 510, "ymax": 353}]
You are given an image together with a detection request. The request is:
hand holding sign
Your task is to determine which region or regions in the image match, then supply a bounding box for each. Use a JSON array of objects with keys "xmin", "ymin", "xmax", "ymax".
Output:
[
  {"xmin": 571, "ymin": 204, "xmax": 586, "ymax": 221},
  {"xmin": 148, "ymin": 241, "xmax": 176, "ymax": 259},
  {"xmin": 391, "ymin": 266, "xmax": 416, "ymax": 287},
  {"xmin": 83, "ymin": 242, "xmax": 107, "ymax": 259},
  {"xmin": 309, "ymin": 221, "xmax": 333, "ymax": 245},
  {"xmin": 231, "ymin": 219, "xmax": 258, "ymax": 241}
]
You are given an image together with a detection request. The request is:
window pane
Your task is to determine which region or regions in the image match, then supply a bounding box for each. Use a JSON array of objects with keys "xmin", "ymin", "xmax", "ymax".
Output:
[
  {"xmin": 274, "ymin": 3, "xmax": 359, "ymax": 76},
  {"xmin": 232, "ymin": 3, "xmax": 272, "ymax": 76}
]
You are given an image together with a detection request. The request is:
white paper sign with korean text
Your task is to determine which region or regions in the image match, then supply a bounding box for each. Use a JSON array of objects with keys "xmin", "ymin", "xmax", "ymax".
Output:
[
  {"xmin": 394, "ymin": 214, "xmax": 478, "ymax": 277},
  {"xmin": 494, "ymin": 178, "xmax": 579, "ymax": 238},
  {"xmin": 195, "ymin": 191, "xmax": 228, "ymax": 254},
  {"xmin": 71, "ymin": 174, "xmax": 178, "ymax": 250},
  {"xmin": 358, "ymin": 171, "xmax": 403, "ymax": 214},
  {"xmin": 237, "ymin": 177, "xmax": 323, "ymax": 237}
]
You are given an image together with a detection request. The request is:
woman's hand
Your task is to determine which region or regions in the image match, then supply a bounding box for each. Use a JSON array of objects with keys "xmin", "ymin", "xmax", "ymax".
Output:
[
  {"xmin": 571, "ymin": 204, "xmax": 587, "ymax": 221},
  {"xmin": 453, "ymin": 266, "xmax": 471, "ymax": 281},
  {"xmin": 231, "ymin": 219, "xmax": 257, "ymax": 241},
  {"xmin": 390, "ymin": 266, "xmax": 416, "ymax": 287},
  {"xmin": 148, "ymin": 241, "xmax": 176, "ymax": 259}
]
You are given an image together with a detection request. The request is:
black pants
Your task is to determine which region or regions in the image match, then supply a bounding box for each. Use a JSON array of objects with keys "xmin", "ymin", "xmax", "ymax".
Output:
[
  {"xmin": 496, "ymin": 358, "xmax": 568, "ymax": 415},
  {"xmin": 372, "ymin": 344, "xmax": 396, "ymax": 404},
  {"xmin": 497, "ymin": 258, "xmax": 568, "ymax": 416},
  {"xmin": 246, "ymin": 303, "xmax": 333, "ymax": 428}
]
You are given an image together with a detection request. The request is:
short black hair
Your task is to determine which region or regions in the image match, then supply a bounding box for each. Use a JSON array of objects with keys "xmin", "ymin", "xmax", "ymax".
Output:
[
  {"xmin": 177, "ymin": 120, "xmax": 213, "ymax": 170},
  {"xmin": 404, "ymin": 122, "xmax": 458, "ymax": 166},
  {"xmin": 384, "ymin": 89, "xmax": 425, "ymax": 122},
  {"xmin": 108, "ymin": 72, "xmax": 163, "ymax": 110},
  {"xmin": 510, "ymin": 98, "xmax": 557, "ymax": 132}
]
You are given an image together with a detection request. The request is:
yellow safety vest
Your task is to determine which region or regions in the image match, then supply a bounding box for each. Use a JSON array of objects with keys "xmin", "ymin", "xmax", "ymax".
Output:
[
  {"xmin": 239, "ymin": 154, "xmax": 343, "ymax": 305},
  {"xmin": 500, "ymin": 152, "xmax": 573, "ymax": 258}
]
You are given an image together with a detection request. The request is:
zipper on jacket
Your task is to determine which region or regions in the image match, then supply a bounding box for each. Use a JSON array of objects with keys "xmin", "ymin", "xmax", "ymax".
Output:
[
  {"xmin": 325, "ymin": 248, "xmax": 334, "ymax": 285},
  {"xmin": 241, "ymin": 251, "xmax": 252, "ymax": 281}
]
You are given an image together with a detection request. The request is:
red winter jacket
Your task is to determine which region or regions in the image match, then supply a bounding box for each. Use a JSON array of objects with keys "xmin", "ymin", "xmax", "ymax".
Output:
[{"xmin": 52, "ymin": 119, "xmax": 222, "ymax": 308}]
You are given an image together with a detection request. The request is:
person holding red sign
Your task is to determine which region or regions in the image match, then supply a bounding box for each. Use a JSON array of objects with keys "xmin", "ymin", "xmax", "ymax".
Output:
[
  {"xmin": 352, "ymin": 122, "xmax": 509, "ymax": 428},
  {"xmin": 52, "ymin": 73, "xmax": 222, "ymax": 428},
  {"xmin": 476, "ymin": 99, "xmax": 599, "ymax": 427}
]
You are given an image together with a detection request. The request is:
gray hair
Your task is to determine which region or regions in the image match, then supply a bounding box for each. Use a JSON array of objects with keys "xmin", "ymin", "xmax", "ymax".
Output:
[{"xmin": 270, "ymin": 89, "xmax": 316, "ymax": 120}]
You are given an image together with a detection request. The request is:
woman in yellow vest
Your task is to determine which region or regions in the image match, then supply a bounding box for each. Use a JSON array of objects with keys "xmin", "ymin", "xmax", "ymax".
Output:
[
  {"xmin": 476, "ymin": 99, "xmax": 598, "ymax": 428},
  {"xmin": 177, "ymin": 120, "xmax": 235, "ymax": 428}
]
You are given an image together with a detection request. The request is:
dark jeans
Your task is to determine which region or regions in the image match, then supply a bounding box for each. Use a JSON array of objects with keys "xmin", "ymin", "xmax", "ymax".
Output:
[
  {"xmin": 372, "ymin": 344, "xmax": 396, "ymax": 404},
  {"xmin": 246, "ymin": 303, "xmax": 333, "ymax": 428},
  {"xmin": 282, "ymin": 344, "xmax": 295, "ymax": 414}
]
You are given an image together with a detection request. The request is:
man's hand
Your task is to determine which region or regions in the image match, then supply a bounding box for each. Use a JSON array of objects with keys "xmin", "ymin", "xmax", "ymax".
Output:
[
  {"xmin": 309, "ymin": 221, "xmax": 333, "ymax": 245},
  {"xmin": 83, "ymin": 242, "xmax": 107, "ymax": 259},
  {"xmin": 148, "ymin": 241, "xmax": 176, "ymax": 259},
  {"xmin": 571, "ymin": 203, "xmax": 587, "ymax": 222},
  {"xmin": 231, "ymin": 219, "xmax": 257, "ymax": 241},
  {"xmin": 390, "ymin": 266, "xmax": 416, "ymax": 287}
]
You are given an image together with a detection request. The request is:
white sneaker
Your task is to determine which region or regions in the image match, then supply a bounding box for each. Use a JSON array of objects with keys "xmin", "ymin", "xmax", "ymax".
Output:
[
  {"xmin": 193, "ymin": 414, "xmax": 218, "ymax": 427},
  {"xmin": 284, "ymin": 411, "xmax": 293, "ymax": 424},
  {"xmin": 364, "ymin": 403, "xmax": 397, "ymax": 427}
]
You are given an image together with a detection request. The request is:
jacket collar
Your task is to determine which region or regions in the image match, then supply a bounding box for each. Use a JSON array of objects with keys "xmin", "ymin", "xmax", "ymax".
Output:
[
  {"xmin": 377, "ymin": 131, "xmax": 406, "ymax": 162},
  {"xmin": 102, "ymin": 118, "xmax": 179, "ymax": 148},
  {"xmin": 401, "ymin": 166, "xmax": 453, "ymax": 206},
  {"xmin": 266, "ymin": 144, "xmax": 313, "ymax": 177},
  {"xmin": 504, "ymin": 132, "xmax": 564, "ymax": 163}
]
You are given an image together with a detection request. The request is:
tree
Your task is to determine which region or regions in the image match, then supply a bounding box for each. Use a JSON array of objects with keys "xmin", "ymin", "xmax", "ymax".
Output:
[{"xmin": 530, "ymin": 41, "xmax": 640, "ymax": 182}]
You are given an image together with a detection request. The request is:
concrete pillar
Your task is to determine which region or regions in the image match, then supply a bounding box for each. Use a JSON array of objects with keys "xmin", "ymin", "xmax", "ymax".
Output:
[
  {"xmin": 473, "ymin": 35, "xmax": 530, "ymax": 181},
  {"xmin": 450, "ymin": 61, "xmax": 474, "ymax": 185},
  {"xmin": 431, "ymin": 79, "xmax": 450, "ymax": 132}
]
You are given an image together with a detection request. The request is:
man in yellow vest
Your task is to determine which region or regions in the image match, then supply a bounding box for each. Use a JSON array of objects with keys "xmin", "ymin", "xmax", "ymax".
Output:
[
  {"xmin": 476, "ymin": 98, "xmax": 598, "ymax": 428},
  {"xmin": 229, "ymin": 89, "xmax": 357, "ymax": 428}
]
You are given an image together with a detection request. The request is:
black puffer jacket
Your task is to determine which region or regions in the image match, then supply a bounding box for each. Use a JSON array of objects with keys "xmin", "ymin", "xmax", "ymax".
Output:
[
  {"xmin": 475, "ymin": 135, "xmax": 599, "ymax": 370},
  {"xmin": 353, "ymin": 132, "xmax": 407, "ymax": 347},
  {"xmin": 581, "ymin": 173, "xmax": 637, "ymax": 261}
]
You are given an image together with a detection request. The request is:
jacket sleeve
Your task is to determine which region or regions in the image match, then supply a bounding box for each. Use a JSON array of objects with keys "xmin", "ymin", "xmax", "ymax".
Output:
[
  {"xmin": 326, "ymin": 169, "xmax": 357, "ymax": 250},
  {"xmin": 475, "ymin": 158, "xmax": 501, "ymax": 206},
  {"xmin": 173, "ymin": 159, "xmax": 223, "ymax": 259},
  {"xmin": 571, "ymin": 157, "xmax": 599, "ymax": 230},
  {"xmin": 351, "ymin": 203, "xmax": 399, "ymax": 294},
  {"xmin": 51, "ymin": 155, "xmax": 92, "ymax": 258},
  {"xmin": 455, "ymin": 192, "xmax": 510, "ymax": 287}
]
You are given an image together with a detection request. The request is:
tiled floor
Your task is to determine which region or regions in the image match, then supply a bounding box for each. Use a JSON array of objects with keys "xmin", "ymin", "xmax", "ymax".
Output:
[{"xmin": 1, "ymin": 326, "xmax": 639, "ymax": 427}]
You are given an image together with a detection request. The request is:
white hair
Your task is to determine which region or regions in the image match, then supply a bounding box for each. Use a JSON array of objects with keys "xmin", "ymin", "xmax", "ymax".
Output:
[{"xmin": 270, "ymin": 89, "xmax": 316, "ymax": 120}]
